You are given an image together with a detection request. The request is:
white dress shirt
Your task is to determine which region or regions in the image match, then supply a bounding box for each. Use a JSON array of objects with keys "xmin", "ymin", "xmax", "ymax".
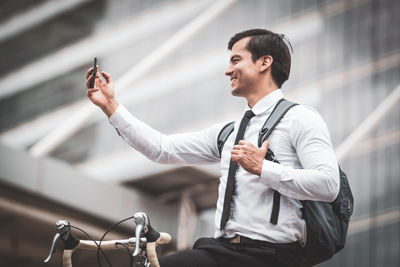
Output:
[{"xmin": 108, "ymin": 89, "xmax": 339, "ymax": 245}]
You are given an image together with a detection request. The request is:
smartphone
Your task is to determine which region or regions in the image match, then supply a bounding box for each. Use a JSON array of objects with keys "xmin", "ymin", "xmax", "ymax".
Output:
[{"xmin": 89, "ymin": 57, "xmax": 97, "ymax": 88}]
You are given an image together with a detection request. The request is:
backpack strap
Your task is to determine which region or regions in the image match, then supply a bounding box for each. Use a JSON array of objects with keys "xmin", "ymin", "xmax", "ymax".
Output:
[
  {"xmin": 258, "ymin": 98, "xmax": 298, "ymax": 146},
  {"xmin": 217, "ymin": 121, "xmax": 235, "ymax": 157},
  {"xmin": 258, "ymin": 99, "xmax": 298, "ymax": 225}
]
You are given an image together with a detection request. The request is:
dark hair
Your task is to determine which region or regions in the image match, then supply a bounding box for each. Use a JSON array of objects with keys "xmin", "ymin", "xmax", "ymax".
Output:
[{"xmin": 228, "ymin": 29, "xmax": 292, "ymax": 88}]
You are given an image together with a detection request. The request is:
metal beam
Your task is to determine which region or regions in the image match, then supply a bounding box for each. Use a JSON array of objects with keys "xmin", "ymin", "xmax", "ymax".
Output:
[
  {"xmin": 346, "ymin": 130, "xmax": 400, "ymax": 158},
  {"xmin": 0, "ymin": 0, "xmax": 92, "ymax": 43},
  {"xmin": 28, "ymin": 0, "xmax": 237, "ymax": 157},
  {"xmin": 0, "ymin": 195, "xmax": 125, "ymax": 240},
  {"xmin": 348, "ymin": 207, "xmax": 400, "ymax": 235}
]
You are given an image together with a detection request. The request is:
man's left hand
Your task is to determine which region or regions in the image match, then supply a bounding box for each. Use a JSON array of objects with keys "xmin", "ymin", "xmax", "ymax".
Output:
[{"xmin": 231, "ymin": 140, "xmax": 269, "ymax": 176}]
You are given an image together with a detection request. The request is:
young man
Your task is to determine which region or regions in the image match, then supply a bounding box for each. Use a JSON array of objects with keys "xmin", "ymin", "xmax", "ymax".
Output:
[{"xmin": 86, "ymin": 29, "xmax": 339, "ymax": 267}]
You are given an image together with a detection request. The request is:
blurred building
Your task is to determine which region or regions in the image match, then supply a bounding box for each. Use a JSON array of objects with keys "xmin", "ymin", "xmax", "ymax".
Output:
[{"xmin": 0, "ymin": 0, "xmax": 399, "ymax": 266}]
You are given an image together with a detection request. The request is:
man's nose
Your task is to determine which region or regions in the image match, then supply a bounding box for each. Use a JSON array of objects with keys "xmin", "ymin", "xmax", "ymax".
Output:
[{"xmin": 225, "ymin": 66, "xmax": 233, "ymax": 76}]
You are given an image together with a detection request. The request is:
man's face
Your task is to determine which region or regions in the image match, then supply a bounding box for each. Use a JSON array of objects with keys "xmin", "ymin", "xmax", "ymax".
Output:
[{"xmin": 225, "ymin": 37, "xmax": 259, "ymax": 97}]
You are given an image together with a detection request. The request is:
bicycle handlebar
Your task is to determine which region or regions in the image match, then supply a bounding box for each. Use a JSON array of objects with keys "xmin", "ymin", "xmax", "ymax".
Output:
[{"xmin": 44, "ymin": 212, "xmax": 171, "ymax": 267}]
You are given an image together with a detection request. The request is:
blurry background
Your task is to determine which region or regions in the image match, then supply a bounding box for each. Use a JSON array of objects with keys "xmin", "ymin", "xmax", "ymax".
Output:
[{"xmin": 0, "ymin": 0, "xmax": 399, "ymax": 266}]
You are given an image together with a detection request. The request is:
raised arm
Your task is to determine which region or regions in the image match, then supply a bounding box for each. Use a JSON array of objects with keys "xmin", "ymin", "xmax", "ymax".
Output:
[
  {"xmin": 108, "ymin": 105, "xmax": 223, "ymax": 165},
  {"xmin": 85, "ymin": 67, "xmax": 222, "ymax": 165}
]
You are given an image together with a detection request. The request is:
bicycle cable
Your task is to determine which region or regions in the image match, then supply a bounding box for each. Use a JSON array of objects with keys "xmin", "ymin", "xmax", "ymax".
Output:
[
  {"xmin": 70, "ymin": 225, "xmax": 113, "ymax": 267},
  {"xmin": 116, "ymin": 242, "xmax": 133, "ymax": 267},
  {"xmin": 97, "ymin": 216, "xmax": 135, "ymax": 267}
]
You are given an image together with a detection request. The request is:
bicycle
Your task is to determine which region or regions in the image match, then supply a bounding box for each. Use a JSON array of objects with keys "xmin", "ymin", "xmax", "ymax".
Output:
[{"xmin": 44, "ymin": 212, "xmax": 172, "ymax": 267}]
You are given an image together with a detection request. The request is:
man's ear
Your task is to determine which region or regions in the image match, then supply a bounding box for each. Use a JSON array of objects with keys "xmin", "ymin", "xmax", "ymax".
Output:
[{"xmin": 259, "ymin": 55, "xmax": 273, "ymax": 72}]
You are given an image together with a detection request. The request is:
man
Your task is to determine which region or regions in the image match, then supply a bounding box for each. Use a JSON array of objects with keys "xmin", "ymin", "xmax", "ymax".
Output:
[{"xmin": 86, "ymin": 29, "xmax": 339, "ymax": 267}]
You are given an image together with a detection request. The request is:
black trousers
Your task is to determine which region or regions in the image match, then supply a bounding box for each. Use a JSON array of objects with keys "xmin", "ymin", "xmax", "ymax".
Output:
[{"xmin": 159, "ymin": 237, "xmax": 302, "ymax": 267}]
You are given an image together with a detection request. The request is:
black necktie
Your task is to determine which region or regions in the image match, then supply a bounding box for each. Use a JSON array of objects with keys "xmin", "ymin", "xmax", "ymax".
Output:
[{"xmin": 220, "ymin": 110, "xmax": 255, "ymax": 230}]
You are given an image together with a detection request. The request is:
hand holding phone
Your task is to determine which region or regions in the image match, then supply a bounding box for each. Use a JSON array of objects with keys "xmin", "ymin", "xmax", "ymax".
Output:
[
  {"xmin": 89, "ymin": 57, "xmax": 97, "ymax": 88},
  {"xmin": 86, "ymin": 60, "xmax": 118, "ymax": 117}
]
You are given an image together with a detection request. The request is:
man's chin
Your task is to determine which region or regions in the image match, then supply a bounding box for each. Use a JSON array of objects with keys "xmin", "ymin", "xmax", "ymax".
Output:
[{"xmin": 231, "ymin": 87, "xmax": 242, "ymax": 97}]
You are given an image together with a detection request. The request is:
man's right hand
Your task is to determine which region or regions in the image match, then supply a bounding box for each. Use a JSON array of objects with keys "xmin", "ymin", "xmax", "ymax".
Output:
[{"xmin": 86, "ymin": 66, "xmax": 119, "ymax": 117}]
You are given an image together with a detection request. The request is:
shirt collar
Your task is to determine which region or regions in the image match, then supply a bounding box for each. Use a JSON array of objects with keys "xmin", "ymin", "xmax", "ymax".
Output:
[{"xmin": 245, "ymin": 89, "xmax": 284, "ymax": 116}]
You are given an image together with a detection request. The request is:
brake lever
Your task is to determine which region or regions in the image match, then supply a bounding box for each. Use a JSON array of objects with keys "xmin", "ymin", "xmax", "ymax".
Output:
[
  {"xmin": 44, "ymin": 220, "xmax": 79, "ymax": 263},
  {"xmin": 44, "ymin": 232, "xmax": 61, "ymax": 263},
  {"xmin": 132, "ymin": 212, "xmax": 149, "ymax": 257},
  {"xmin": 44, "ymin": 220, "xmax": 69, "ymax": 262}
]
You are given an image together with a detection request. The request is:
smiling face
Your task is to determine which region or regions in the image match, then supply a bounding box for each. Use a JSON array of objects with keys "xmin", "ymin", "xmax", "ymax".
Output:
[{"xmin": 225, "ymin": 37, "xmax": 260, "ymax": 98}]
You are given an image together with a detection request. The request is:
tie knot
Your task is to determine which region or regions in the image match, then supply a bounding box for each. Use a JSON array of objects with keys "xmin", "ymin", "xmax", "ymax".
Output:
[{"xmin": 244, "ymin": 110, "xmax": 255, "ymax": 119}]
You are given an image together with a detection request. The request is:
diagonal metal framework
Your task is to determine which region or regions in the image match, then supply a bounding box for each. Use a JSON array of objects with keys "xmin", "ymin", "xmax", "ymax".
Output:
[
  {"xmin": 0, "ymin": 0, "xmax": 370, "ymax": 152},
  {"xmin": 0, "ymin": 0, "xmax": 372, "ymax": 147},
  {"xmin": 23, "ymin": 0, "xmax": 367, "ymax": 156},
  {"xmin": 0, "ymin": 0, "xmax": 212, "ymax": 99}
]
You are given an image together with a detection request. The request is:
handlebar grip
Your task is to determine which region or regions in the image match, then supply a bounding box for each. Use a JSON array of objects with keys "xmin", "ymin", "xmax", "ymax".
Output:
[
  {"xmin": 146, "ymin": 232, "xmax": 171, "ymax": 267},
  {"xmin": 156, "ymin": 232, "xmax": 172, "ymax": 245}
]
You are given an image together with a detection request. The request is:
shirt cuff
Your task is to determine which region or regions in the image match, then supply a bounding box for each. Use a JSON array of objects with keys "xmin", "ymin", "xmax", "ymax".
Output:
[
  {"xmin": 260, "ymin": 160, "xmax": 283, "ymax": 190},
  {"xmin": 108, "ymin": 104, "xmax": 131, "ymax": 129}
]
